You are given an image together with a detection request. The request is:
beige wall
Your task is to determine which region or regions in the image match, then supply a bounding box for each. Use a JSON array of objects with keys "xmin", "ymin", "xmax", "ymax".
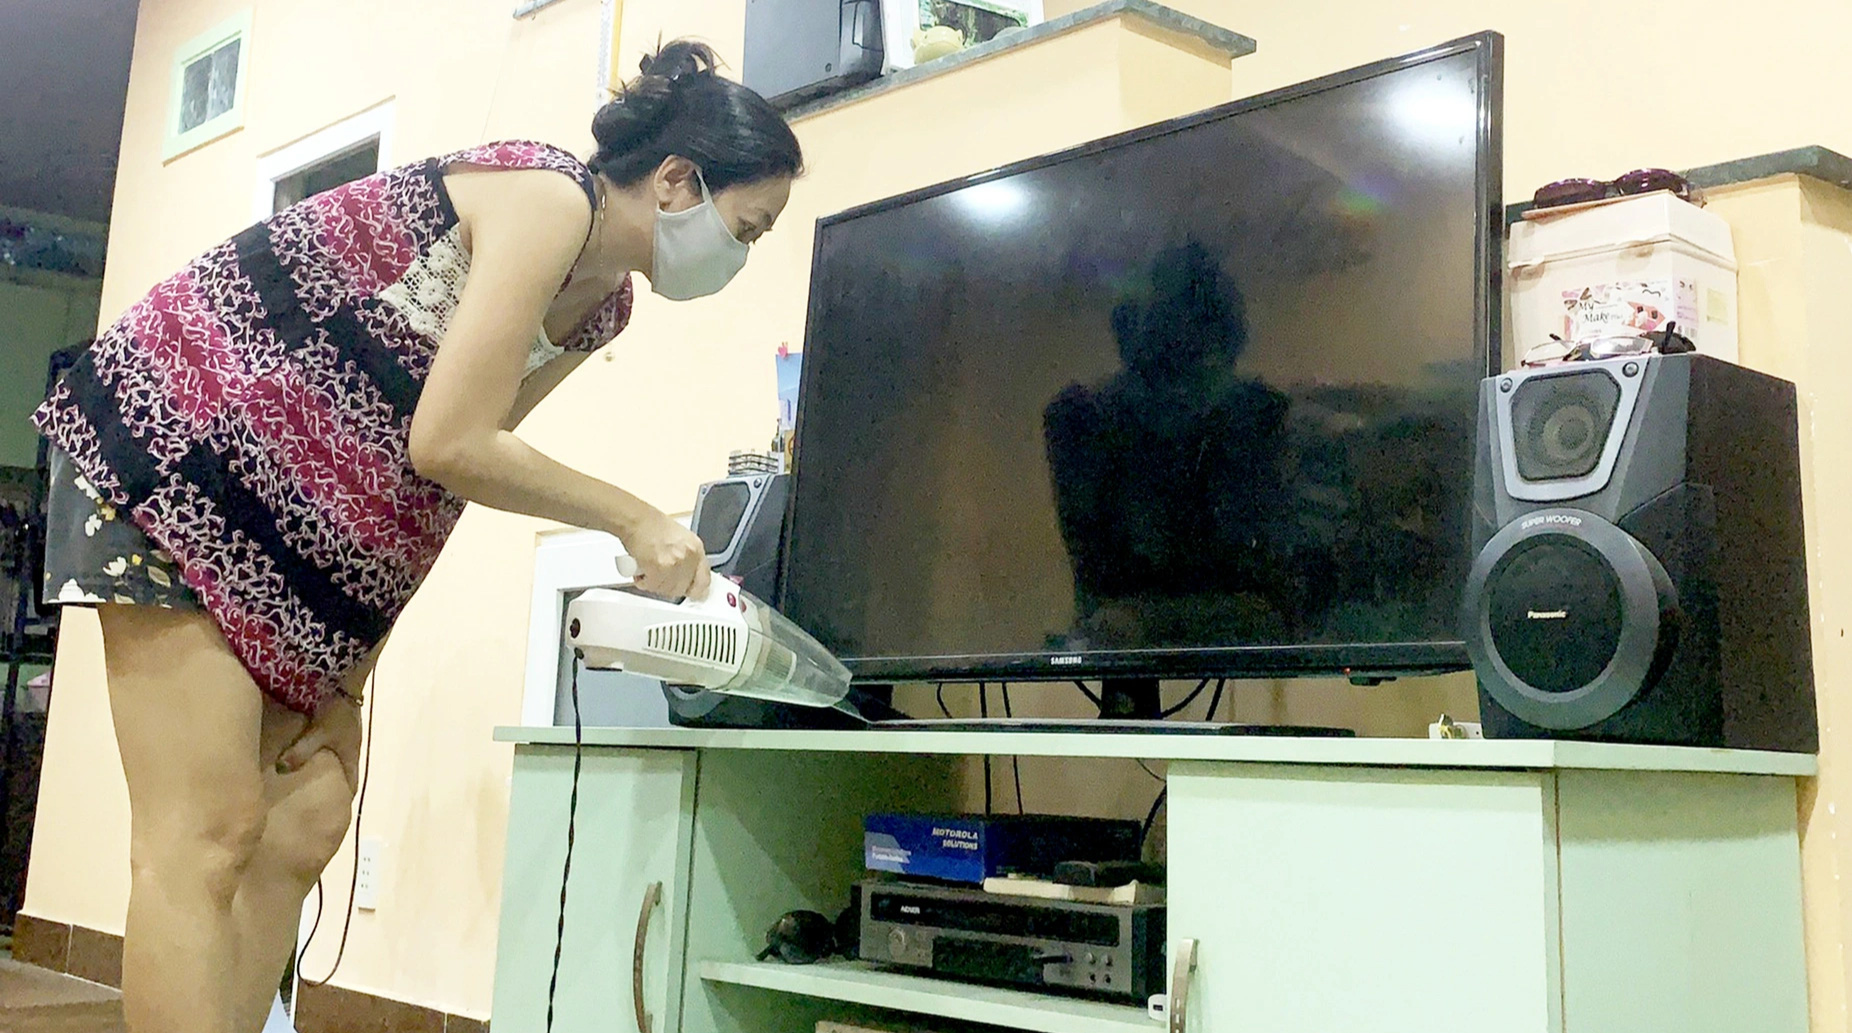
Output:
[
  {"xmin": 1052, "ymin": 0, "xmax": 1852, "ymax": 187},
  {"xmin": 27, "ymin": 0, "xmax": 617, "ymax": 1015},
  {"xmin": 1700, "ymin": 175, "xmax": 1852, "ymax": 1033},
  {"xmin": 24, "ymin": 0, "xmax": 1852, "ymax": 1024}
]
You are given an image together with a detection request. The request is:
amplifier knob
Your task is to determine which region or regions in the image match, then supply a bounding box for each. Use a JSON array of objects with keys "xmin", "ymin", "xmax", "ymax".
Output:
[{"xmin": 887, "ymin": 928, "xmax": 909, "ymax": 959}]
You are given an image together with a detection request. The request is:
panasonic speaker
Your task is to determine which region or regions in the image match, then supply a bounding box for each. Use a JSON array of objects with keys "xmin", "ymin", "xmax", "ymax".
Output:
[{"xmin": 1462, "ymin": 353, "xmax": 1815, "ymax": 752}]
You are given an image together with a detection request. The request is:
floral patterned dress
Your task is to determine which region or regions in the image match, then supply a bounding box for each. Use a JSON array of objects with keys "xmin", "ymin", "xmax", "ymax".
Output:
[
  {"xmin": 33, "ymin": 141, "xmax": 633, "ymax": 714},
  {"xmin": 43, "ymin": 445, "xmax": 197, "ymax": 609}
]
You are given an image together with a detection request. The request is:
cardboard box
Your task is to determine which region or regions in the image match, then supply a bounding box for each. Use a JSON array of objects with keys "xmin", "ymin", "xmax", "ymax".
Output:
[
  {"xmin": 864, "ymin": 812, "xmax": 1140, "ymax": 885},
  {"xmin": 1509, "ymin": 192, "xmax": 1739, "ymax": 365}
]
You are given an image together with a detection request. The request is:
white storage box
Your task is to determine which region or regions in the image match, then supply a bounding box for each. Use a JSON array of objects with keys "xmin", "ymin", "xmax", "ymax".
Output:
[{"xmin": 1508, "ymin": 192, "xmax": 1739, "ymax": 365}]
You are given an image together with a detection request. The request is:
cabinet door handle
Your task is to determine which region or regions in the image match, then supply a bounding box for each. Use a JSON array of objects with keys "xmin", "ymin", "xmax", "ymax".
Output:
[
  {"xmin": 1168, "ymin": 938, "xmax": 1199, "ymax": 1033},
  {"xmin": 632, "ymin": 881, "xmax": 664, "ymax": 1033}
]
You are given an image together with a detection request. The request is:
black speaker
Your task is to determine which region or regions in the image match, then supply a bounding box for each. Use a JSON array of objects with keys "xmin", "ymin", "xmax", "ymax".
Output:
[
  {"xmin": 664, "ymin": 473, "xmax": 895, "ymax": 728},
  {"xmin": 743, "ymin": 0, "xmax": 883, "ymax": 111},
  {"xmin": 1462, "ymin": 353, "xmax": 1815, "ymax": 752},
  {"xmin": 692, "ymin": 473, "xmax": 791, "ymax": 601}
]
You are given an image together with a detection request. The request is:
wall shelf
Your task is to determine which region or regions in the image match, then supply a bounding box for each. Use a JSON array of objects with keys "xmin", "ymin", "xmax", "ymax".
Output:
[
  {"xmin": 785, "ymin": 0, "xmax": 1257, "ymax": 122},
  {"xmin": 698, "ymin": 959, "xmax": 1154, "ymax": 1033}
]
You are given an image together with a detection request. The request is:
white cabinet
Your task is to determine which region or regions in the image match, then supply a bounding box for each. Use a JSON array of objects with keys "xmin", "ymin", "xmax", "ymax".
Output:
[
  {"xmin": 490, "ymin": 730, "xmax": 1811, "ymax": 1033},
  {"xmin": 1166, "ymin": 763, "xmax": 1807, "ymax": 1033},
  {"xmin": 1167, "ymin": 764, "xmax": 1560, "ymax": 1032},
  {"xmin": 491, "ymin": 746, "xmax": 696, "ymax": 1033}
]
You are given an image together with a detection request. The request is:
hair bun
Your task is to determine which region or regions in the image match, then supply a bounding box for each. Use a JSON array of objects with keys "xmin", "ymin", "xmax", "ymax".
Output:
[
  {"xmin": 639, "ymin": 39, "xmax": 719, "ymax": 83},
  {"xmin": 591, "ymin": 39, "xmax": 722, "ymax": 156},
  {"xmin": 588, "ymin": 36, "xmax": 802, "ymax": 192},
  {"xmin": 590, "ymin": 84, "xmax": 671, "ymax": 155}
]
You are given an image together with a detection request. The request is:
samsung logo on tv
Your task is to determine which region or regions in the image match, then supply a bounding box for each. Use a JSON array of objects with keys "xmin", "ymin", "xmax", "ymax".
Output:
[
  {"xmin": 1049, "ymin": 655, "xmax": 1084, "ymax": 667},
  {"xmin": 1521, "ymin": 513, "xmax": 1584, "ymax": 530}
]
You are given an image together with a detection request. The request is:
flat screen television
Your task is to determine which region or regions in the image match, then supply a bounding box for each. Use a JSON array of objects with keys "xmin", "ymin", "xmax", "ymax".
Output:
[{"xmin": 782, "ymin": 33, "xmax": 1503, "ymax": 702}]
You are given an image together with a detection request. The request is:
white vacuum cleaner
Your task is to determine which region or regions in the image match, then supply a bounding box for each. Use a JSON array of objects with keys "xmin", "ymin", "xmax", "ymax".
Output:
[{"xmin": 564, "ymin": 556, "xmax": 856, "ymax": 715}]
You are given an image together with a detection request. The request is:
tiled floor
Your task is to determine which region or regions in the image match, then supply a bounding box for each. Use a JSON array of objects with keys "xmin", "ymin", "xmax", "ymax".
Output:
[{"xmin": 0, "ymin": 953, "xmax": 124, "ymax": 1033}]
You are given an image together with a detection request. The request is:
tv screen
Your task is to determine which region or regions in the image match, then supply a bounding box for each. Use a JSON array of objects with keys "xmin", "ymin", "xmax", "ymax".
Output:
[{"xmin": 783, "ymin": 34, "xmax": 1502, "ymax": 684}]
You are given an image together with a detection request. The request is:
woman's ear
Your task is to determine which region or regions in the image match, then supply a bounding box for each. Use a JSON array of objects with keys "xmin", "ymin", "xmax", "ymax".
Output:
[{"xmin": 651, "ymin": 155, "xmax": 701, "ymax": 210}]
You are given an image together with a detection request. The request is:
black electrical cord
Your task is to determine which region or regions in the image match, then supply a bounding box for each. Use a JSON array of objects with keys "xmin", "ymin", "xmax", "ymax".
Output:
[
  {"xmin": 298, "ymin": 668, "xmax": 378, "ymax": 988},
  {"xmin": 1158, "ymin": 678, "xmax": 1212, "ymax": 719},
  {"xmin": 536, "ymin": 656, "xmax": 587, "ymax": 1032},
  {"xmin": 539, "ymin": 655, "xmax": 586, "ymax": 1033},
  {"xmin": 1135, "ymin": 758, "xmax": 1164, "ymax": 782},
  {"xmin": 1205, "ymin": 678, "xmax": 1228, "ymax": 722},
  {"xmin": 1139, "ymin": 786, "xmax": 1167, "ymax": 852},
  {"xmin": 1071, "ymin": 680, "xmax": 1102, "ymax": 708},
  {"xmin": 979, "ymin": 683, "xmax": 993, "ymax": 814},
  {"xmin": 1002, "ymin": 684, "xmax": 1024, "ymax": 814},
  {"xmin": 936, "ymin": 683, "xmax": 952, "ymax": 719}
]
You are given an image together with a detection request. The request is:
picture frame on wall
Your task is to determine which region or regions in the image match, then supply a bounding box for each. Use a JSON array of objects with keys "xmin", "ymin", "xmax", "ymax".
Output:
[{"xmin": 880, "ymin": 0, "xmax": 1044, "ymax": 72}]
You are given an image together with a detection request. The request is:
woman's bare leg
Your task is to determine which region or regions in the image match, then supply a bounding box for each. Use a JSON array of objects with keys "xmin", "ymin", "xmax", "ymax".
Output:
[
  {"xmin": 100, "ymin": 604, "xmax": 271, "ymax": 1033},
  {"xmin": 103, "ymin": 603, "xmax": 373, "ymax": 1033},
  {"xmin": 226, "ymin": 683, "xmax": 366, "ymax": 1033}
]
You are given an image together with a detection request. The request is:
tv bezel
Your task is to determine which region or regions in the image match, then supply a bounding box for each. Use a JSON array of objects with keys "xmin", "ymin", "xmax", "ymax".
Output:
[{"xmin": 783, "ymin": 31, "xmax": 1504, "ymax": 685}]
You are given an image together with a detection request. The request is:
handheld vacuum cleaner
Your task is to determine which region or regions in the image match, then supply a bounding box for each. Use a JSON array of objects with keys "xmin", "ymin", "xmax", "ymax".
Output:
[{"xmin": 564, "ymin": 556, "xmax": 862, "ymax": 719}]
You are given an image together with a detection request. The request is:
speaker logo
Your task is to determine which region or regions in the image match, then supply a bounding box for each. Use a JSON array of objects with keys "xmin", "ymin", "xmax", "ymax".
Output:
[
  {"xmin": 1527, "ymin": 610, "xmax": 1569, "ymax": 620},
  {"xmin": 1520, "ymin": 513, "xmax": 1584, "ymax": 530}
]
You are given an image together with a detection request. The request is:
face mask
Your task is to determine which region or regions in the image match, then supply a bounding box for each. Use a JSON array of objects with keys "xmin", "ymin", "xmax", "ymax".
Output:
[{"xmin": 650, "ymin": 171, "xmax": 749, "ymax": 301}]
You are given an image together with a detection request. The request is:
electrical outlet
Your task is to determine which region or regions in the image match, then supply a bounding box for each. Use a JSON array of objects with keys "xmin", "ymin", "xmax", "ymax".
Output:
[{"xmin": 355, "ymin": 837, "xmax": 383, "ymax": 911}]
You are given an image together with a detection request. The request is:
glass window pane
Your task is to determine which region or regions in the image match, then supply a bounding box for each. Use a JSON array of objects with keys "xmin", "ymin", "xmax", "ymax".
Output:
[
  {"xmin": 179, "ymin": 54, "xmax": 211, "ymax": 131},
  {"xmin": 179, "ymin": 36, "xmax": 241, "ymax": 134},
  {"xmin": 272, "ymin": 141, "xmax": 380, "ymax": 212},
  {"xmin": 206, "ymin": 39, "xmax": 241, "ymax": 120}
]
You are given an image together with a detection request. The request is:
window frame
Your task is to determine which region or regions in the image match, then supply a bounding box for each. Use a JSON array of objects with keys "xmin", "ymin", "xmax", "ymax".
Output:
[
  {"xmin": 250, "ymin": 101, "xmax": 396, "ymax": 220},
  {"xmin": 163, "ymin": 11, "xmax": 254, "ymax": 160}
]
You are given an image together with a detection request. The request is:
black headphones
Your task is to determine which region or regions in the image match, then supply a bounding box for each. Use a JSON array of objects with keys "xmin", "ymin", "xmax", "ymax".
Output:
[{"xmin": 758, "ymin": 905, "xmax": 860, "ymax": 965}]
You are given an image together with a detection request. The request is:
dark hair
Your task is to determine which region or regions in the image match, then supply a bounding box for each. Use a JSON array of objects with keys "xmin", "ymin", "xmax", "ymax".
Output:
[{"xmin": 589, "ymin": 40, "xmax": 804, "ymax": 192}]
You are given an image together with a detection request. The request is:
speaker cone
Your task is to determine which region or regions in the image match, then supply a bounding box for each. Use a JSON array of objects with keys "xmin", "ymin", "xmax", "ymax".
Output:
[
  {"xmin": 1462, "ymin": 510, "xmax": 1678, "ymax": 730},
  {"xmin": 1485, "ymin": 537, "xmax": 1624, "ymax": 694},
  {"xmin": 1511, "ymin": 369, "xmax": 1621, "ymax": 481}
]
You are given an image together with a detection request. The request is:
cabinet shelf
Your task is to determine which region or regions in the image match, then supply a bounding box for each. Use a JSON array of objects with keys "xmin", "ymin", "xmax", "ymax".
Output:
[{"xmin": 697, "ymin": 959, "xmax": 1153, "ymax": 1033}]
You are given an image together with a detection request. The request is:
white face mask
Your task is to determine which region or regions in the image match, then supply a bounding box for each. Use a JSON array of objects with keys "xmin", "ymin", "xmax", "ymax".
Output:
[{"xmin": 650, "ymin": 170, "xmax": 749, "ymax": 301}]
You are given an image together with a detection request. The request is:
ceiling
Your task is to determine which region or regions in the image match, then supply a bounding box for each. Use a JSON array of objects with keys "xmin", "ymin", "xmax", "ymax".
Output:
[{"xmin": 0, "ymin": 0, "xmax": 140, "ymax": 224}]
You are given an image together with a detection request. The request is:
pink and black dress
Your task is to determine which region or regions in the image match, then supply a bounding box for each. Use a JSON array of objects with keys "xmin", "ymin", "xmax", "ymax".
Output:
[{"xmin": 33, "ymin": 141, "xmax": 632, "ymax": 714}]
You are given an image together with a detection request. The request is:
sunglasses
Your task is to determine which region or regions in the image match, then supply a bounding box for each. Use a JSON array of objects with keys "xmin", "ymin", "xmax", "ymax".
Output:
[
  {"xmin": 1532, "ymin": 168, "xmax": 1701, "ymax": 210},
  {"xmin": 1521, "ymin": 322, "xmax": 1697, "ymax": 368}
]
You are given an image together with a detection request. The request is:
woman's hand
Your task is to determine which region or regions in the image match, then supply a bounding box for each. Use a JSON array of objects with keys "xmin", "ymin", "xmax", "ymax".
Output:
[
  {"xmin": 622, "ymin": 508, "xmax": 711, "ymax": 600},
  {"xmin": 274, "ymin": 696, "xmax": 363, "ymax": 786}
]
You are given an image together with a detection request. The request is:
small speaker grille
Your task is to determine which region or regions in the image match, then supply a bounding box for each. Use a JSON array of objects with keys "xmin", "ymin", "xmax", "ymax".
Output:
[
  {"xmin": 694, "ymin": 482, "xmax": 753, "ymax": 553},
  {"xmin": 1511, "ymin": 370, "xmax": 1622, "ymax": 482},
  {"xmin": 647, "ymin": 621, "xmax": 741, "ymax": 667},
  {"xmin": 1487, "ymin": 536, "xmax": 1623, "ymax": 693}
]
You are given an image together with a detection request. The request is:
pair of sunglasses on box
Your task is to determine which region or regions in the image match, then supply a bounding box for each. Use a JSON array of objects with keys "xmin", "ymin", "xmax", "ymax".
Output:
[
  {"xmin": 1532, "ymin": 168, "xmax": 1701, "ymax": 210},
  {"xmin": 1521, "ymin": 321, "xmax": 1697, "ymax": 368}
]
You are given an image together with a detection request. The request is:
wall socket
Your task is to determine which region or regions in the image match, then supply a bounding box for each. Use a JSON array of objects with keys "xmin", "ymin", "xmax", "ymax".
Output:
[{"xmin": 355, "ymin": 837, "xmax": 383, "ymax": 911}]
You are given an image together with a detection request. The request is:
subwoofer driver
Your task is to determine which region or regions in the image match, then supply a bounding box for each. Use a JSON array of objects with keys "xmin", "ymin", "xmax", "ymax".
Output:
[{"xmin": 1461, "ymin": 508, "xmax": 1679, "ymax": 730}]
